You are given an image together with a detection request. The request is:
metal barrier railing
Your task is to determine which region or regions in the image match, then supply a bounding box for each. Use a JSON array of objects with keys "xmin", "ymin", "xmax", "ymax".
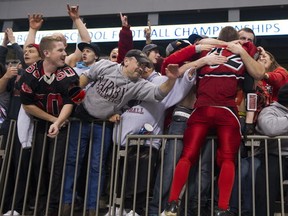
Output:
[{"xmin": 0, "ymin": 119, "xmax": 288, "ymax": 216}]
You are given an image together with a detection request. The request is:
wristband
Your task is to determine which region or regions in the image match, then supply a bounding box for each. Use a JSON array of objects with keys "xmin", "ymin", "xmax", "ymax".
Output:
[{"xmin": 68, "ymin": 86, "xmax": 86, "ymax": 103}]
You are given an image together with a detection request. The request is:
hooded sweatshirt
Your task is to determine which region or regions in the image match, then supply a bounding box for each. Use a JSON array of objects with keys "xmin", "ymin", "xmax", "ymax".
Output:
[
  {"xmin": 256, "ymin": 101, "xmax": 288, "ymax": 156},
  {"xmin": 83, "ymin": 59, "xmax": 167, "ymax": 120},
  {"xmin": 114, "ymin": 69, "xmax": 196, "ymax": 149}
]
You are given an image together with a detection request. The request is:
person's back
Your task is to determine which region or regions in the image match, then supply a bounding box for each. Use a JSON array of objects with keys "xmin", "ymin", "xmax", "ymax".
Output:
[
  {"xmin": 164, "ymin": 26, "xmax": 262, "ymax": 216},
  {"xmin": 149, "ymin": 37, "xmax": 228, "ymax": 216},
  {"xmin": 195, "ymin": 28, "xmax": 256, "ymax": 108}
]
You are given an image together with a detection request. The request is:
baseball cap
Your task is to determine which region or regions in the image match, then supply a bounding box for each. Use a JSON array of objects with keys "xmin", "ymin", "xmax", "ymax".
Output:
[
  {"xmin": 125, "ymin": 49, "xmax": 151, "ymax": 65},
  {"xmin": 78, "ymin": 42, "xmax": 101, "ymax": 56},
  {"xmin": 188, "ymin": 34, "xmax": 208, "ymax": 44},
  {"xmin": 27, "ymin": 43, "xmax": 40, "ymax": 55},
  {"xmin": 165, "ymin": 39, "xmax": 191, "ymax": 56},
  {"xmin": 142, "ymin": 44, "xmax": 158, "ymax": 55}
]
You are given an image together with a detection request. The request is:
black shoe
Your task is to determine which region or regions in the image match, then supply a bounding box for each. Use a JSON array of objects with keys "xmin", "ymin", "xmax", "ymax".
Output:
[
  {"xmin": 215, "ymin": 208, "xmax": 235, "ymax": 216},
  {"xmin": 164, "ymin": 200, "xmax": 179, "ymax": 216}
]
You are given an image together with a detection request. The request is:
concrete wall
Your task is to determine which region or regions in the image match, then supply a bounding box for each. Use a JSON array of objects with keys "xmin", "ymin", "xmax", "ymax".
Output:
[{"xmin": 0, "ymin": 0, "xmax": 287, "ymax": 19}]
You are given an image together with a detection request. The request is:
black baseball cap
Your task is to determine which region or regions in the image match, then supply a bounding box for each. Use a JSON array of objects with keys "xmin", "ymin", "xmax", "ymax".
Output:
[
  {"xmin": 78, "ymin": 42, "xmax": 101, "ymax": 56},
  {"xmin": 125, "ymin": 49, "xmax": 151, "ymax": 65},
  {"xmin": 188, "ymin": 34, "xmax": 208, "ymax": 44},
  {"xmin": 165, "ymin": 39, "xmax": 191, "ymax": 56}
]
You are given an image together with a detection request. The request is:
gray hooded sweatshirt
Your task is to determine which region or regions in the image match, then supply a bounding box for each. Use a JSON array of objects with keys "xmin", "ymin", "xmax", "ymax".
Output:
[
  {"xmin": 114, "ymin": 69, "xmax": 196, "ymax": 149},
  {"xmin": 82, "ymin": 59, "xmax": 166, "ymax": 119},
  {"xmin": 256, "ymin": 101, "xmax": 288, "ymax": 156}
]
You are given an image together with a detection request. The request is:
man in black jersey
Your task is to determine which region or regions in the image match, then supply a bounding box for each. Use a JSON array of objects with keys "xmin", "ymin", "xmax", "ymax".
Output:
[{"xmin": 19, "ymin": 35, "xmax": 80, "ymax": 216}]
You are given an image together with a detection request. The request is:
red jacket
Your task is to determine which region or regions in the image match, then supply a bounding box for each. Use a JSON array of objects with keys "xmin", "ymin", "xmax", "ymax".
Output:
[
  {"xmin": 265, "ymin": 67, "xmax": 288, "ymax": 101},
  {"xmin": 117, "ymin": 26, "xmax": 133, "ymax": 63}
]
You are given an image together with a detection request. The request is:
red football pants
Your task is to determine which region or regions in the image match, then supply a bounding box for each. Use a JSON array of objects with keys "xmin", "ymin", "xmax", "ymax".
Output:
[{"xmin": 168, "ymin": 106, "xmax": 241, "ymax": 210}]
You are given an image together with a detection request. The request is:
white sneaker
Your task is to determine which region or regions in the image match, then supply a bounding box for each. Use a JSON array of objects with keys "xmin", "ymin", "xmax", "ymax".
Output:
[
  {"xmin": 161, "ymin": 211, "xmax": 166, "ymax": 216},
  {"xmin": 104, "ymin": 207, "xmax": 127, "ymax": 216},
  {"xmin": 3, "ymin": 210, "xmax": 20, "ymax": 216},
  {"xmin": 126, "ymin": 210, "xmax": 140, "ymax": 216}
]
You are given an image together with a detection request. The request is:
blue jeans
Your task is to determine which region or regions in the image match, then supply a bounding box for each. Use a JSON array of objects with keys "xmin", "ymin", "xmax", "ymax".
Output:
[
  {"xmin": 149, "ymin": 116, "xmax": 188, "ymax": 215},
  {"xmin": 230, "ymin": 156, "xmax": 260, "ymax": 214},
  {"xmin": 63, "ymin": 121, "xmax": 112, "ymax": 210}
]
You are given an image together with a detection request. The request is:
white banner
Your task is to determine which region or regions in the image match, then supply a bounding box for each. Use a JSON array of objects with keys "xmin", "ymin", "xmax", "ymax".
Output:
[{"xmin": 1, "ymin": 19, "xmax": 287, "ymax": 45}]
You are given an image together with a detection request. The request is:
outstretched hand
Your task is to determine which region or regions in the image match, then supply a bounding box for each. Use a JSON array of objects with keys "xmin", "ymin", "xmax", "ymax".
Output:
[
  {"xmin": 120, "ymin": 12, "xmax": 128, "ymax": 27},
  {"xmin": 144, "ymin": 20, "xmax": 152, "ymax": 39},
  {"xmin": 5, "ymin": 28, "xmax": 16, "ymax": 44},
  {"xmin": 204, "ymin": 52, "xmax": 227, "ymax": 65},
  {"xmin": 2, "ymin": 29, "xmax": 9, "ymax": 46},
  {"xmin": 28, "ymin": 13, "xmax": 44, "ymax": 30},
  {"xmin": 165, "ymin": 64, "xmax": 180, "ymax": 79},
  {"xmin": 67, "ymin": 4, "xmax": 80, "ymax": 20}
]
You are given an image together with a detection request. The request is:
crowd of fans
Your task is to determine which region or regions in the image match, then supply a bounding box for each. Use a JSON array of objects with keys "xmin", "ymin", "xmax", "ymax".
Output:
[{"xmin": 0, "ymin": 4, "xmax": 288, "ymax": 216}]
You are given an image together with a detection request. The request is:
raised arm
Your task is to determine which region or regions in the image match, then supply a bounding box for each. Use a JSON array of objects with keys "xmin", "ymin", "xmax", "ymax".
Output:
[
  {"xmin": 24, "ymin": 14, "xmax": 44, "ymax": 49},
  {"xmin": 197, "ymin": 37, "xmax": 229, "ymax": 46},
  {"xmin": 65, "ymin": 4, "xmax": 91, "ymax": 67},
  {"xmin": 117, "ymin": 12, "xmax": 133, "ymax": 63},
  {"xmin": 6, "ymin": 28, "xmax": 25, "ymax": 65},
  {"xmin": 0, "ymin": 29, "xmax": 9, "ymax": 66},
  {"xmin": 227, "ymin": 41, "xmax": 265, "ymax": 80},
  {"xmin": 161, "ymin": 44, "xmax": 214, "ymax": 74},
  {"xmin": 144, "ymin": 20, "xmax": 152, "ymax": 45},
  {"xmin": 67, "ymin": 4, "xmax": 91, "ymax": 44},
  {"xmin": 178, "ymin": 52, "xmax": 228, "ymax": 75}
]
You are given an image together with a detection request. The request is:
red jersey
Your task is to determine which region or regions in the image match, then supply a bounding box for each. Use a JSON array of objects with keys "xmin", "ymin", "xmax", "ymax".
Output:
[{"xmin": 195, "ymin": 42, "xmax": 258, "ymax": 108}]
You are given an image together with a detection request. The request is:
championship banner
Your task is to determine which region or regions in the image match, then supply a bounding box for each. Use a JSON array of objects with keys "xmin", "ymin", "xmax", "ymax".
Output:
[{"xmin": 1, "ymin": 19, "xmax": 287, "ymax": 45}]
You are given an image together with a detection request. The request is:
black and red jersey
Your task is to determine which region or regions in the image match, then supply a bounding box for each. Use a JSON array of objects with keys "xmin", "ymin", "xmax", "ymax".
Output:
[
  {"xmin": 195, "ymin": 42, "xmax": 258, "ymax": 108},
  {"xmin": 19, "ymin": 60, "xmax": 79, "ymax": 117}
]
